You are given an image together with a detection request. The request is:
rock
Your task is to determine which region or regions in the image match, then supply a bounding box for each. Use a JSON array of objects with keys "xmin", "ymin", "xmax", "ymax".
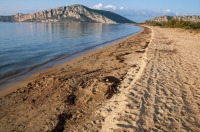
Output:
[
  {"xmin": 0, "ymin": 4, "xmax": 134, "ymax": 23},
  {"xmin": 93, "ymin": 120, "xmax": 99, "ymax": 124},
  {"xmin": 135, "ymin": 49, "xmax": 146, "ymax": 53},
  {"xmin": 92, "ymin": 88, "xmax": 97, "ymax": 94}
]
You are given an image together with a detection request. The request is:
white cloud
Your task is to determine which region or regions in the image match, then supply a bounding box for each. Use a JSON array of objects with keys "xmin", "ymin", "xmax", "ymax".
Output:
[
  {"xmin": 92, "ymin": 3, "xmax": 103, "ymax": 9},
  {"xmin": 92, "ymin": 3, "xmax": 117, "ymax": 10},
  {"xmin": 120, "ymin": 7, "xmax": 124, "ymax": 10},
  {"xmin": 104, "ymin": 5, "xmax": 116, "ymax": 10},
  {"xmin": 164, "ymin": 9, "xmax": 171, "ymax": 13},
  {"xmin": 162, "ymin": 9, "xmax": 179, "ymax": 16}
]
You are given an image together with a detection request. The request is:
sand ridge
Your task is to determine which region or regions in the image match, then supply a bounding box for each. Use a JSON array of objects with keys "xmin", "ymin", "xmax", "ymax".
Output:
[{"xmin": 99, "ymin": 27, "xmax": 154, "ymax": 132}]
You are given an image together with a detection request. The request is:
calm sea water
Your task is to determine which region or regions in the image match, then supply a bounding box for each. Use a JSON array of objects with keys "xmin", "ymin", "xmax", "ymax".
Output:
[{"xmin": 0, "ymin": 23, "xmax": 141, "ymax": 83}]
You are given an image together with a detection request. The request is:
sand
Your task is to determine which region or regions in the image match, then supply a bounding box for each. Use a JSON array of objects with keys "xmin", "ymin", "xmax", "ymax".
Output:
[
  {"xmin": 100, "ymin": 27, "xmax": 200, "ymax": 132},
  {"xmin": 0, "ymin": 26, "xmax": 200, "ymax": 132}
]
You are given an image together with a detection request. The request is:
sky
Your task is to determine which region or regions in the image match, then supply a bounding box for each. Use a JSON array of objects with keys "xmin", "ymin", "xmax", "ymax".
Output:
[{"xmin": 0, "ymin": 0, "xmax": 200, "ymax": 22}]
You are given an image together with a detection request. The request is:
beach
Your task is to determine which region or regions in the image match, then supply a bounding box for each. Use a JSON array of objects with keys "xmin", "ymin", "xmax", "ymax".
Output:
[{"xmin": 1, "ymin": 26, "xmax": 200, "ymax": 131}]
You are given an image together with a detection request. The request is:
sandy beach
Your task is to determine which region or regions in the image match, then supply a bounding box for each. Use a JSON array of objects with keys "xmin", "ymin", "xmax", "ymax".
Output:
[{"xmin": 1, "ymin": 26, "xmax": 200, "ymax": 132}]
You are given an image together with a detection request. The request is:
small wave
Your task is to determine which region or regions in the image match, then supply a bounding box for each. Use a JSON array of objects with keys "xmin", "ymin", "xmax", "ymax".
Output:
[{"xmin": 0, "ymin": 55, "xmax": 68, "ymax": 84}]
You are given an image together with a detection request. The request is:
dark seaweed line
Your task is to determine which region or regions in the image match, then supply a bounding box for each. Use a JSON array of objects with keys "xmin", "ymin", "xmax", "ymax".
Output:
[{"xmin": 55, "ymin": 31, "xmax": 139, "ymax": 61}]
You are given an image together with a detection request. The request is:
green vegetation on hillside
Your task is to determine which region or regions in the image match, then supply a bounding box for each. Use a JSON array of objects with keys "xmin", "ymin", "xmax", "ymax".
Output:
[
  {"xmin": 92, "ymin": 10, "xmax": 134, "ymax": 23},
  {"xmin": 84, "ymin": 6, "xmax": 134, "ymax": 23},
  {"xmin": 0, "ymin": 16, "xmax": 15, "ymax": 22},
  {"xmin": 145, "ymin": 19, "xmax": 200, "ymax": 30}
]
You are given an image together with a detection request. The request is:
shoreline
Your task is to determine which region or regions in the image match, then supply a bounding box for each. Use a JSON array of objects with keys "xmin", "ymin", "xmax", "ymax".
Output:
[
  {"xmin": 0, "ymin": 26, "xmax": 151, "ymax": 131},
  {"xmin": 0, "ymin": 30, "xmax": 140, "ymax": 84},
  {"xmin": 0, "ymin": 27, "xmax": 141, "ymax": 97},
  {"xmin": 0, "ymin": 26, "xmax": 144, "ymax": 98}
]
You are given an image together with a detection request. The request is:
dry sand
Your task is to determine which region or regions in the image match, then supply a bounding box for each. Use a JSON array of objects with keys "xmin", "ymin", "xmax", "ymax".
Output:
[
  {"xmin": 100, "ymin": 26, "xmax": 200, "ymax": 132},
  {"xmin": 0, "ymin": 26, "xmax": 200, "ymax": 132}
]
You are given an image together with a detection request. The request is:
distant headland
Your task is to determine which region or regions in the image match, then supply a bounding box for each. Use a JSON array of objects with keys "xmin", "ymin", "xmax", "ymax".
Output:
[{"xmin": 0, "ymin": 4, "xmax": 134, "ymax": 23}]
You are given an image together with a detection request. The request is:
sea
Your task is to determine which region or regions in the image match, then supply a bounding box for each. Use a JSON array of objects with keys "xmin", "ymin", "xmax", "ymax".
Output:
[{"xmin": 0, "ymin": 23, "xmax": 141, "ymax": 89}]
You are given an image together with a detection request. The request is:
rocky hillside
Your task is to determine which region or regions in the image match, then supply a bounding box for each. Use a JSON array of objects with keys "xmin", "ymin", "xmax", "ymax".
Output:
[
  {"xmin": 0, "ymin": 4, "xmax": 133, "ymax": 23},
  {"xmin": 150, "ymin": 15, "xmax": 200, "ymax": 23}
]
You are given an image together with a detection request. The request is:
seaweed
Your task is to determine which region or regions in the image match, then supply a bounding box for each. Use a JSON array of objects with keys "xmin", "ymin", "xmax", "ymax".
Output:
[
  {"xmin": 105, "ymin": 85, "xmax": 120, "ymax": 99},
  {"xmin": 103, "ymin": 76, "xmax": 120, "ymax": 85},
  {"xmin": 103, "ymin": 76, "xmax": 121, "ymax": 99},
  {"xmin": 51, "ymin": 113, "xmax": 72, "ymax": 132},
  {"xmin": 65, "ymin": 94, "xmax": 76, "ymax": 105}
]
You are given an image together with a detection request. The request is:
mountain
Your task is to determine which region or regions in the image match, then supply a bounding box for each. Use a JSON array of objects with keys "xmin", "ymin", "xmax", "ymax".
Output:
[
  {"xmin": 0, "ymin": 4, "xmax": 134, "ymax": 23},
  {"xmin": 150, "ymin": 15, "xmax": 200, "ymax": 23}
]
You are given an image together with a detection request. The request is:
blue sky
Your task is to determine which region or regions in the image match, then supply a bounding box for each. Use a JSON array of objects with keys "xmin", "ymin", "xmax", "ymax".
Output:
[{"xmin": 0, "ymin": 0, "xmax": 200, "ymax": 22}]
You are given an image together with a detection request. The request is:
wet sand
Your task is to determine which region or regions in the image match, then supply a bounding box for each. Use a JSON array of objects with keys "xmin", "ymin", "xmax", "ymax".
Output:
[{"xmin": 0, "ymin": 26, "xmax": 200, "ymax": 132}]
